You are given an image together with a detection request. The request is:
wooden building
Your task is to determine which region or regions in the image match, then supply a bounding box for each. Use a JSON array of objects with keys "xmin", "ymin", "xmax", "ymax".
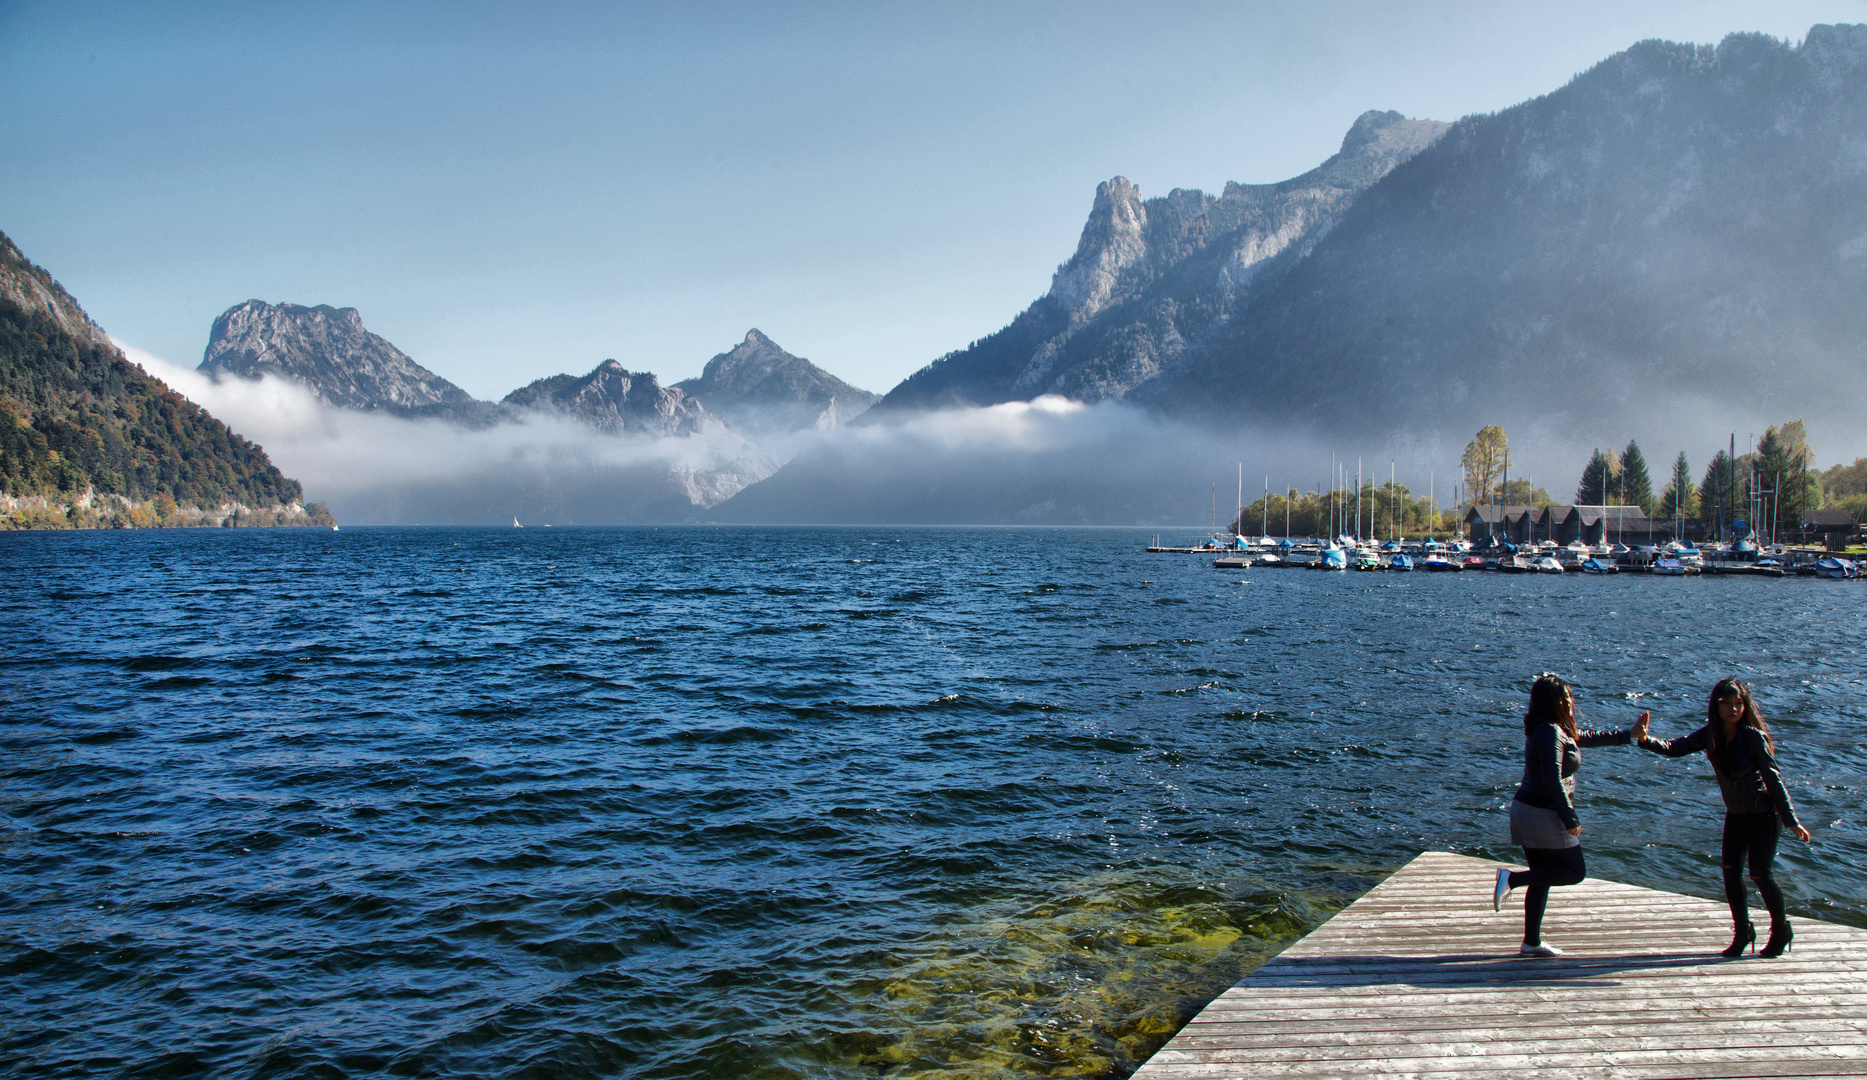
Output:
[
  {"xmin": 1465, "ymin": 504, "xmax": 1655, "ymax": 545},
  {"xmin": 1801, "ymin": 508, "xmax": 1861, "ymax": 550}
]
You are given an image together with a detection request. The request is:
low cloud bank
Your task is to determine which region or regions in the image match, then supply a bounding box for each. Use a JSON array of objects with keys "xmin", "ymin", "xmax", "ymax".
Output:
[
  {"xmin": 122, "ymin": 343, "xmax": 774, "ymax": 525},
  {"xmin": 124, "ymin": 342, "xmax": 1841, "ymax": 529},
  {"xmin": 710, "ymin": 397, "xmax": 1340, "ymax": 526}
]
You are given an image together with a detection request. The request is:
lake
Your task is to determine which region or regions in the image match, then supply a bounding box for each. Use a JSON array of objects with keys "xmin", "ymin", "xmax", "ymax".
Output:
[{"xmin": 3, "ymin": 526, "xmax": 1862, "ymax": 1078}]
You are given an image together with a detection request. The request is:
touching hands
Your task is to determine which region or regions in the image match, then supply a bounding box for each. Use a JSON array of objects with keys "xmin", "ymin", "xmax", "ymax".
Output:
[{"xmin": 1631, "ymin": 711, "xmax": 1651, "ymax": 742}]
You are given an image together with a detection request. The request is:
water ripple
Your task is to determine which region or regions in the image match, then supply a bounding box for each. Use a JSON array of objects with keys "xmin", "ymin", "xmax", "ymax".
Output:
[{"xmin": 1, "ymin": 526, "xmax": 1863, "ymax": 1079}]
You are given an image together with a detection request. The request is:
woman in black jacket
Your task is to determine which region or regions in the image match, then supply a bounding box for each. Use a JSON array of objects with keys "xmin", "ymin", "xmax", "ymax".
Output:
[
  {"xmin": 1639, "ymin": 678, "xmax": 1812, "ymax": 957},
  {"xmin": 1491, "ymin": 673, "xmax": 1650, "ymax": 956}
]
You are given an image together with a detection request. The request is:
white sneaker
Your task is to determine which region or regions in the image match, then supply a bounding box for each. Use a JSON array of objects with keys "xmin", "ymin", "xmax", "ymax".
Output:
[
  {"xmin": 1493, "ymin": 868, "xmax": 1514, "ymax": 911},
  {"xmin": 1519, "ymin": 942, "xmax": 1564, "ymax": 957}
]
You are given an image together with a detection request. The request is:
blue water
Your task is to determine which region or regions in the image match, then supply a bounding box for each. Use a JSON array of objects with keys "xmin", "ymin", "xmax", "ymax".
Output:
[{"xmin": 3, "ymin": 526, "xmax": 1864, "ymax": 1079}]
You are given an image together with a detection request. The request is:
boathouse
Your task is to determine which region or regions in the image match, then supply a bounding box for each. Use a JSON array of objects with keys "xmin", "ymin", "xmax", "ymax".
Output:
[
  {"xmin": 1464, "ymin": 504, "xmax": 1655, "ymax": 545},
  {"xmin": 1555, "ymin": 505, "xmax": 1652, "ymax": 546},
  {"xmin": 1463, "ymin": 505, "xmax": 1537, "ymax": 543},
  {"xmin": 1801, "ymin": 508, "xmax": 1861, "ymax": 550}
]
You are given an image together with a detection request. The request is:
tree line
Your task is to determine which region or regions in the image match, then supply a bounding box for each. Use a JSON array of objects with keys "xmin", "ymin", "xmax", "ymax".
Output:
[
  {"xmin": 1462, "ymin": 421, "xmax": 1863, "ymax": 539},
  {"xmin": 0, "ymin": 298, "xmax": 332, "ymax": 529},
  {"xmin": 1224, "ymin": 421, "xmax": 1867, "ymax": 542}
]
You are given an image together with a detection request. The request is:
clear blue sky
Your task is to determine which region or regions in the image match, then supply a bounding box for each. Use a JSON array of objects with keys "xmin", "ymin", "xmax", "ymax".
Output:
[{"xmin": 3, "ymin": 1, "xmax": 1862, "ymax": 399}]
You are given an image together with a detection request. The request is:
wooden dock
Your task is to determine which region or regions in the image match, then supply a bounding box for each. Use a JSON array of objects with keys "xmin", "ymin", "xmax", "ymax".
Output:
[{"xmin": 1131, "ymin": 851, "xmax": 1867, "ymax": 1078}]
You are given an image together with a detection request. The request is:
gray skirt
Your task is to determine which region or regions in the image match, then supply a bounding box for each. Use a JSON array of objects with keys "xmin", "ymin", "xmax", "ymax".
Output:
[{"xmin": 1510, "ymin": 799, "xmax": 1580, "ymax": 849}]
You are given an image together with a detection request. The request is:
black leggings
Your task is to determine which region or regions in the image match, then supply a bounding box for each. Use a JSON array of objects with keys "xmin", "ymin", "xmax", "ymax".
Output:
[
  {"xmin": 1508, "ymin": 845, "xmax": 1585, "ymax": 946},
  {"xmin": 1723, "ymin": 811, "xmax": 1785, "ymax": 928}
]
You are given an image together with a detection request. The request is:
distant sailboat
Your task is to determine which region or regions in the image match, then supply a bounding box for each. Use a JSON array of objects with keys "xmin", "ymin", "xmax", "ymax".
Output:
[{"xmin": 513, "ymin": 517, "xmax": 523, "ymax": 528}]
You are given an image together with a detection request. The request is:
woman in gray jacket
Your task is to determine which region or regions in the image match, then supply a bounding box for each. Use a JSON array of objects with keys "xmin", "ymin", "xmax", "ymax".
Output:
[
  {"xmin": 1638, "ymin": 678, "xmax": 1812, "ymax": 958},
  {"xmin": 1492, "ymin": 673, "xmax": 1649, "ymax": 956}
]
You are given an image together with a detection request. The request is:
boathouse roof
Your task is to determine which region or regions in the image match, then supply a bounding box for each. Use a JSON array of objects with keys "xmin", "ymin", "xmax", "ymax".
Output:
[
  {"xmin": 1801, "ymin": 509, "xmax": 1858, "ymax": 530},
  {"xmin": 1463, "ymin": 504, "xmax": 1535, "ymax": 523},
  {"xmin": 1569, "ymin": 504, "xmax": 1649, "ymax": 526}
]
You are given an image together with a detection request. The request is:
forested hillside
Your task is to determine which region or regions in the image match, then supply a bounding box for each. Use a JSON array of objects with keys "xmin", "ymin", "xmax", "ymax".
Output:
[{"xmin": 0, "ymin": 233, "xmax": 330, "ymax": 529}]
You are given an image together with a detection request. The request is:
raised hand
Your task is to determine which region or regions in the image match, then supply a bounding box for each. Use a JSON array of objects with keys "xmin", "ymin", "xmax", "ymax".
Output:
[{"xmin": 1631, "ymin": 710, "xmax": 1651, "ymax": 742}]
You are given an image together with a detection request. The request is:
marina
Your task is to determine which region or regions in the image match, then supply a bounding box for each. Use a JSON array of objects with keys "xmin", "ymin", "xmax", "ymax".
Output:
[
  {"xmin": 1150, "ymin": 535, "xmax": 1863, "ymax": 578},
  {"xmin": 1132, "ymin": 851, "xmax": 1867, "ymax": 1079}
]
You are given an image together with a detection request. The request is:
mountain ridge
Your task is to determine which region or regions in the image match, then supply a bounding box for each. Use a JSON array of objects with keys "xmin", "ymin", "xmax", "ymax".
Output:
[
  {"xmin": 674, "ymin": 329, "xmax": 879, "ymax": 437},
  {"xmin": 201, "ymin": 300, "xmax": 491, "ymax": 422},
  {"xmin": 871, "ymin": 109, "xmax": 1450, "ymax": 413},
  {"xmin": 1142, "ymin": 23, "xmax": 1867, "ymax": 444},
  {"xmin": 501, "ymin": 359, "xmax": 716, "ymax": 437}
]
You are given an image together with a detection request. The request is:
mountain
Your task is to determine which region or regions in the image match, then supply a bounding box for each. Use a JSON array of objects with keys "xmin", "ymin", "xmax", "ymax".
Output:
[
  {"xmin": 0, "ymin": 234, "xmax": 112, "ymax": 349},
  {"xmin": 673, "ymin": 329, "xmax": 878, "ymax": 437},
  {"xmin": 1145, "ymin": 23, "xmax": 1867, "ymax": 446},
  {"xmin": 0, "ymin": 232, "xmax": 329, "ymax": 529},
  {"xmin": 717, "ymin": 23, "xmax": 1867, "ymax": 525},
  {"xmin": 200, "ymin": 300, "xmax": 492, "ymax": 422},
  {"xmin": 872, "ymin": 110, "xmax": 1449, "ymax": 412},
  {"xmin": 501, "ymin": 359, "xmax": 715, "ymax": 437}
]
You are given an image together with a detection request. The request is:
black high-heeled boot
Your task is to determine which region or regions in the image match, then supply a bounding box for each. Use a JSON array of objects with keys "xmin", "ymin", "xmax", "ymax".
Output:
[
  {"xmin": 1721, "ymin": 921, "xmax": 1756, "ymax": 958},
  {"xmin": 1759, "ymin": 921, "xmax": 1793, "ymax": 958}
]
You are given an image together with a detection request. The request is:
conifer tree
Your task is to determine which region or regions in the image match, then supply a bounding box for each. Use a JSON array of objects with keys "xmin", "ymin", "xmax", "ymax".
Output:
[
  {"xmin": 1755, "ymin": 427, "xmax": 1800, "ymax": 539},
  {"xmin": 1620, "ymin": 440, "xmax": 1654, "ymax": 514},
  {"xmin": 1660, "ymin": 451, "xmax": 1695, "ymax": 520},
  {"xmin": 1698, "ymin": 450, "xmax": 1740, "ymax": 536},
  {"xmin": 1576, "ymin": 449, "xmax": 1617, "ymax": 505}
]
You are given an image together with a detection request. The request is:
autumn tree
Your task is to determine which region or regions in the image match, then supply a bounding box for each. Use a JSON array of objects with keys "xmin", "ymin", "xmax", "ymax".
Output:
[
  {"xmin": 1502, "ymin": 479, "xmax": 1551, "ymax": 506},
  {"xmin": 1462, "ymin": 425, "xmax": 1508, "ymax": 508}
]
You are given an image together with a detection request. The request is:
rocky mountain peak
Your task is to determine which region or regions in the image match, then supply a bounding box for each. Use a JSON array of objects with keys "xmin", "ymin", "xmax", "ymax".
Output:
[
  {"xmin": 501, "ymin": 361, "xmax": 714, "ymax": 437},
  {"xmin": 674, "ymin": 329, "xmax": 878, "ymax": 436},
  {"xmin": 874, "ymin": 108, "xmax": 1448, "ymax": 413},
  {"xmin": 199, "ymin": 299, "xmax": 488, "ymax": 420},
  {"xmin": 1047, "ymin": 177, "xmax": 1150, "ymax": 325},
  {"xmin": 1801, "ymin": 22, "xmax": 1867, "ymax": 84},
  {"xmin": 0, "ymin": 231, "xmax": 113, "ymax": 348},
  {"xmin": 1334, "ymin": 109, "xmax": 1452, "ymax": 166}
]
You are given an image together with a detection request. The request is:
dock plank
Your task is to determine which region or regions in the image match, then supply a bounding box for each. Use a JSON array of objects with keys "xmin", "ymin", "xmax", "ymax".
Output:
[{"xmin": 1130, "ymin": 851, "xmax": 1867, "ymax": 1078}]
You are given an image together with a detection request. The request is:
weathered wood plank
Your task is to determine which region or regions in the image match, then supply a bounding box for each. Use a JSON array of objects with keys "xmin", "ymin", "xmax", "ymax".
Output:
[{"xmin": 1129, "ymin": 851, "xmax": 1867, "ymax": 1079}]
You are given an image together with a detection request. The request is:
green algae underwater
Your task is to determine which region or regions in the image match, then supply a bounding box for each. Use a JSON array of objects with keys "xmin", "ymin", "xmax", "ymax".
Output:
[{"xmin": 756, "ymin": 867, "xmax": 1365, "ymax": 1079}]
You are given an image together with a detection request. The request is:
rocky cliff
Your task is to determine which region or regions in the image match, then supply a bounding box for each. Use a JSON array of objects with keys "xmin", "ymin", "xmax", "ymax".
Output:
[
  {"xmin": 673, "ymin": 329, "xmax": 878, "ymax": 437},
  {"xmin": 873, "ymin": 109, "xmax": 1449, "ymax": 411},
  {"xmin": 0, "ymin": 231, "xmax": 113, "ymax": 347},
  {"xmin": 501, "ymin": 359, "xmax": 716, "ymax": 437},
  {"xmin": 200, "ymin": 300, "xmax": 491, "ymax": 421}
]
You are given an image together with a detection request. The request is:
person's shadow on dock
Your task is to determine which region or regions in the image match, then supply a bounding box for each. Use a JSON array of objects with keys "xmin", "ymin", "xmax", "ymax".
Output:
[{"xmin": 1254, "ymin": 949, "xmax": 1729, "ymax": 989}]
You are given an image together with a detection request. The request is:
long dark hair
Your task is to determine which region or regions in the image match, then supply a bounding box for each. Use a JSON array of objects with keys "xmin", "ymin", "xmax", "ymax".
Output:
[
  {"xmin": 1708, "ymin": 678, "xmax": 1773, "ymax": 753},
  {"xmin": 1524, "ymin": 672, "xmax": 1577, "ymax": 739}
]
